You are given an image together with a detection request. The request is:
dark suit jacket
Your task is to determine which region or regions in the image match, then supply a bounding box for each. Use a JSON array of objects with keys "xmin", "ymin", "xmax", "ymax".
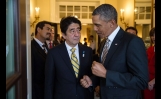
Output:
[
  {"xmin": 44, "ymin": 43, "xmax": 94, "ymax": 99},
  {"xmin": 91, "ymin": 27, "xmax": 149, "ymax": 99},
  {"xmin": 31, "ymin": 39, "xmax": 49, "ymax": 99}
]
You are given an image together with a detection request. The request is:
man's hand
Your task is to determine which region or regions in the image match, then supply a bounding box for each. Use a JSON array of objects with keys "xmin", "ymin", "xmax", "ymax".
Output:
[
  {"xmin": 148, "ymin": 78, "xmax": 155, "ymax": 91},
  {"xmin": 91, "ymin": 61, "xmax": 107, "ymax": 78},
  {"xmin": 80, "ymin": 75, "xmax": 92, "ymax": 88}
]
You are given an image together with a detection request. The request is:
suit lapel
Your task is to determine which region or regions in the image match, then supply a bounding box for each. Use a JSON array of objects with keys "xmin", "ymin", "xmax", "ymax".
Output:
[
  {"xmin": 44, "ymin": 42, "xmax": 49, "ymax": 51},
  {"xmin": 58, "ymin": 43, "xmax": 87, "ymax": 78},
  {"xmin": 78, "ymin": 44, "xmax": 85, "ymax": 78},
  {"xmin": 32, "ymin": 39, "xmax": 47, "ymax": 59},
  {"xmin": 58, "ymin": 43, "xmax": 76, "ymax": 78},
  {"xmin": 103, "ymin": 28, "xmax": 124, "ymax": 67}
]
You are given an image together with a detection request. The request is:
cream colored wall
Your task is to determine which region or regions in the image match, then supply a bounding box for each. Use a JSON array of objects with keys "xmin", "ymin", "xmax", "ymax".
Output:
[
  {"xmin": 30, "ymin": 0, "xmax": 51, "ymax": 34},
  {"xmin": 136, "ymin": 24, "xmax": 142, "ymax": 38},
  {"xmin": 81, "ymin": 25, "xmax": 88, "ymax": 44},
  {"xmin": 30, "ymin": 0, "xmax": 135, "ymax": 36},
  {"xmin": 152, "ymin": 0, "xmax": 155, "ymax": 27},
  {"xmin": 118, "ymin": 0, "xmax": 134, "ymax": 29},
  {"xmin": 105, "ymin": 0, "xmax": 134, "ymax": 30},
  {"xmin": 38, "ymin": 0, "xmax": 51, "ymax": 21},
  {"xmin": 30, "ymin": 0, "xmax": 36, "ymax": 34},
  {"xmin": 105, "ymin": 0, "xmax": 118, "ymax": 9}
]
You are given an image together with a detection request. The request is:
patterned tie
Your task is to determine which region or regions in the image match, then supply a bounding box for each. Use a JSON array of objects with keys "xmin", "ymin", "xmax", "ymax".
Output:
[
  {"xmin": 101, "ymin": 38, "xmax": 110, "ymax": 64},
  {"xmin": 70, "ymin": 48, "xmax": 79, "ymax": 78},
  {"xmin": 42, "ymin": 44, "xmax": 47, "ymax": 54}
]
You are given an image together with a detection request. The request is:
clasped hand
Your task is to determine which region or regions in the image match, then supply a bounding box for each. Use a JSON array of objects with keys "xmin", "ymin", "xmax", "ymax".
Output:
[
  {"xmin": 80, "ymin": 61, "xmax": 107, "ymax": 88},
  {"xmin": 91, "ymin": 61, "xmax": 107, "ymax": 78}
]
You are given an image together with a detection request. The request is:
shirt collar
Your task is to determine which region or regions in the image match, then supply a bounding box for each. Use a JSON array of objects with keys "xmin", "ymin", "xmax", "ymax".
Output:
[
  {"xmin": 108, "ymin": 26, "xmax": 120, "ymax": 43},
  {"xmin": 65, "ymin": 41, "xmax": 78, "ymax": 51},
  {"xmin": 34, "ymin": 37, "xmax": 45, "ymax": 47}
]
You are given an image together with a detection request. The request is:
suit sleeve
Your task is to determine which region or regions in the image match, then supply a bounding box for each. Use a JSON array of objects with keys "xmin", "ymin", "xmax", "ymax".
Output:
[{"xmin": 105, "ymin": 37, "xmax": 149, "ymax": 90}]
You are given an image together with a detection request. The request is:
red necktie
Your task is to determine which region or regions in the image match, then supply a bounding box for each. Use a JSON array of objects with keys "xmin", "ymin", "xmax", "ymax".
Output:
[{"xmin": 49, "ymin": 42, "xmax": 52, "ymax": 49}]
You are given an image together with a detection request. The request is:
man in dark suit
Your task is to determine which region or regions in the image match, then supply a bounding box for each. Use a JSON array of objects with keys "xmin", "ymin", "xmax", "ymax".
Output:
[
  {"xmin": 80, "ymin": 4, "xmax": 149, "ymax": 99},
  {"xmin": 44, "ymin": 16, "xmax": 94, "ymax": 99},
  {"xmin": 31, "ymin": 21, "xmax": 52, "ymax": 99}
]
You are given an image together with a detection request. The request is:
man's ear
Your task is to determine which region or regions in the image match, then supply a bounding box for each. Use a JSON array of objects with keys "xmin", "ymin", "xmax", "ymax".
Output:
[
  {"xmin": 37, "ymin": 27, "xmax": 41, "ymax": 33},
  {"xmin": 109, "ymin": 19, "xmax": 116, "ymax": 28},
  {"xmin": 61, "ymin": 33, "xmax": 66, "ymax": 39}
]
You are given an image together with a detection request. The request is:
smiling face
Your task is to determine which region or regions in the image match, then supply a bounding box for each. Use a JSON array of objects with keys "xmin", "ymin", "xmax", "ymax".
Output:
[
  {"xmin": 62, "ymin": 23, "xmax": 81, "ymax": 47},
  {"xmin": 92, "ymin": 15, "xmax": 116, "ymax": 39}
]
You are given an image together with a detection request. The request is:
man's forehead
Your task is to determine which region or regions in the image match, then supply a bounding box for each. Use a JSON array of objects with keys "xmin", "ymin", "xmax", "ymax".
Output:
[
  {"xmin": 69, "ymin": 27, "xmax": 80, "ymax": 29},
  {"xmin": 44, "ymin": 24, "xmax": 51, "ymax": 27}
]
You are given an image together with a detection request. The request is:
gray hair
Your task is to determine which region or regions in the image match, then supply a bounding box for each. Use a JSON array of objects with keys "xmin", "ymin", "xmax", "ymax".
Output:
[{"xmin": 92, "ymin": 4, "xmax": 118, "ymax": 23}]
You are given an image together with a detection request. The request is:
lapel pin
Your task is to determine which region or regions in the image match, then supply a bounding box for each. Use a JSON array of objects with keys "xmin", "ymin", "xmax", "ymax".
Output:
[
  {"xmin": 82, "ymin": 51, "xmax": 85, "ymax": 57},
  {"xmin": 115, "ymin": 43, "xmax": 118, "ymax": 45}
]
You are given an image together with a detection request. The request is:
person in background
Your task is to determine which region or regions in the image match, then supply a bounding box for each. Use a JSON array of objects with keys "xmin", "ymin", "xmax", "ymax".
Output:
[
  {"xmin": 60, "ymin": 36, "xmax": 65, "ymax": 43},
  {"xmin": 53, "ymin": 33, "xmax": 61, "ymax": 46},
  {"xmin": 80, "ymin": 4, "xmax": 148, "ymax": 99},
  {"xmin": 46, "ymin": 28, "xmax": 55, "ymax": 49},
  {"xmin": 83, "ymin": 37, "xmax": 88, "ymax": 46},
  {"xmin": 143, "ymin": 27, "xmax": 155, "ymax": 99},
  {"xmin": 44, "ymin": 16, "xmax": 94, "ymax": 99},
  {"xmin": 31, "ymin": 21, "xmax": 52, "ymax": 99},
  {"xmin": 125, "ymin": 26, "xmax": 138, "ymax": 35},
  {"xmin": 89, "ymin": 35, "xmax": 96, "ymax": 54}
]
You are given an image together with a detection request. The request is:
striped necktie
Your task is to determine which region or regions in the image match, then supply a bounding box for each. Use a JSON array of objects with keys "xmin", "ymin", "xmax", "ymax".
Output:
[
  {"xmin": 101, "ymin": 38, "xmax": 110, "ymax": 64},
  {"xmin": 42, "ymin": 44, "xmax": 47, "ymax": 54},
  {"xmin": 70, "ymin": 48, "xmax": 79, "ymax": 78}
]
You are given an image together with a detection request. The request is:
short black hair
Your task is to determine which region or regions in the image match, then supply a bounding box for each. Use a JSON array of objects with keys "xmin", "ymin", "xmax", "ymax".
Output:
[
  {"xmin": 149, "ymin": 27, "xmax": 155, "ymax": 45},
  {"xmin": 149, "ymin": 27, "xmax": 155, "ymax": 37},
  {"xmin": 60, "ymin": 16, "xmax": 81, "ymax": 35},
  {"xmin": 35, "ymin": 21, "xmax": 51, "ymax": 35},
  {"xmin": 92, "ymin": 4, "xmax": 118, "ymax": 23},
  {"xmin": 125, "ymin": 26, "xmax": 138, "ymax": 35}
]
